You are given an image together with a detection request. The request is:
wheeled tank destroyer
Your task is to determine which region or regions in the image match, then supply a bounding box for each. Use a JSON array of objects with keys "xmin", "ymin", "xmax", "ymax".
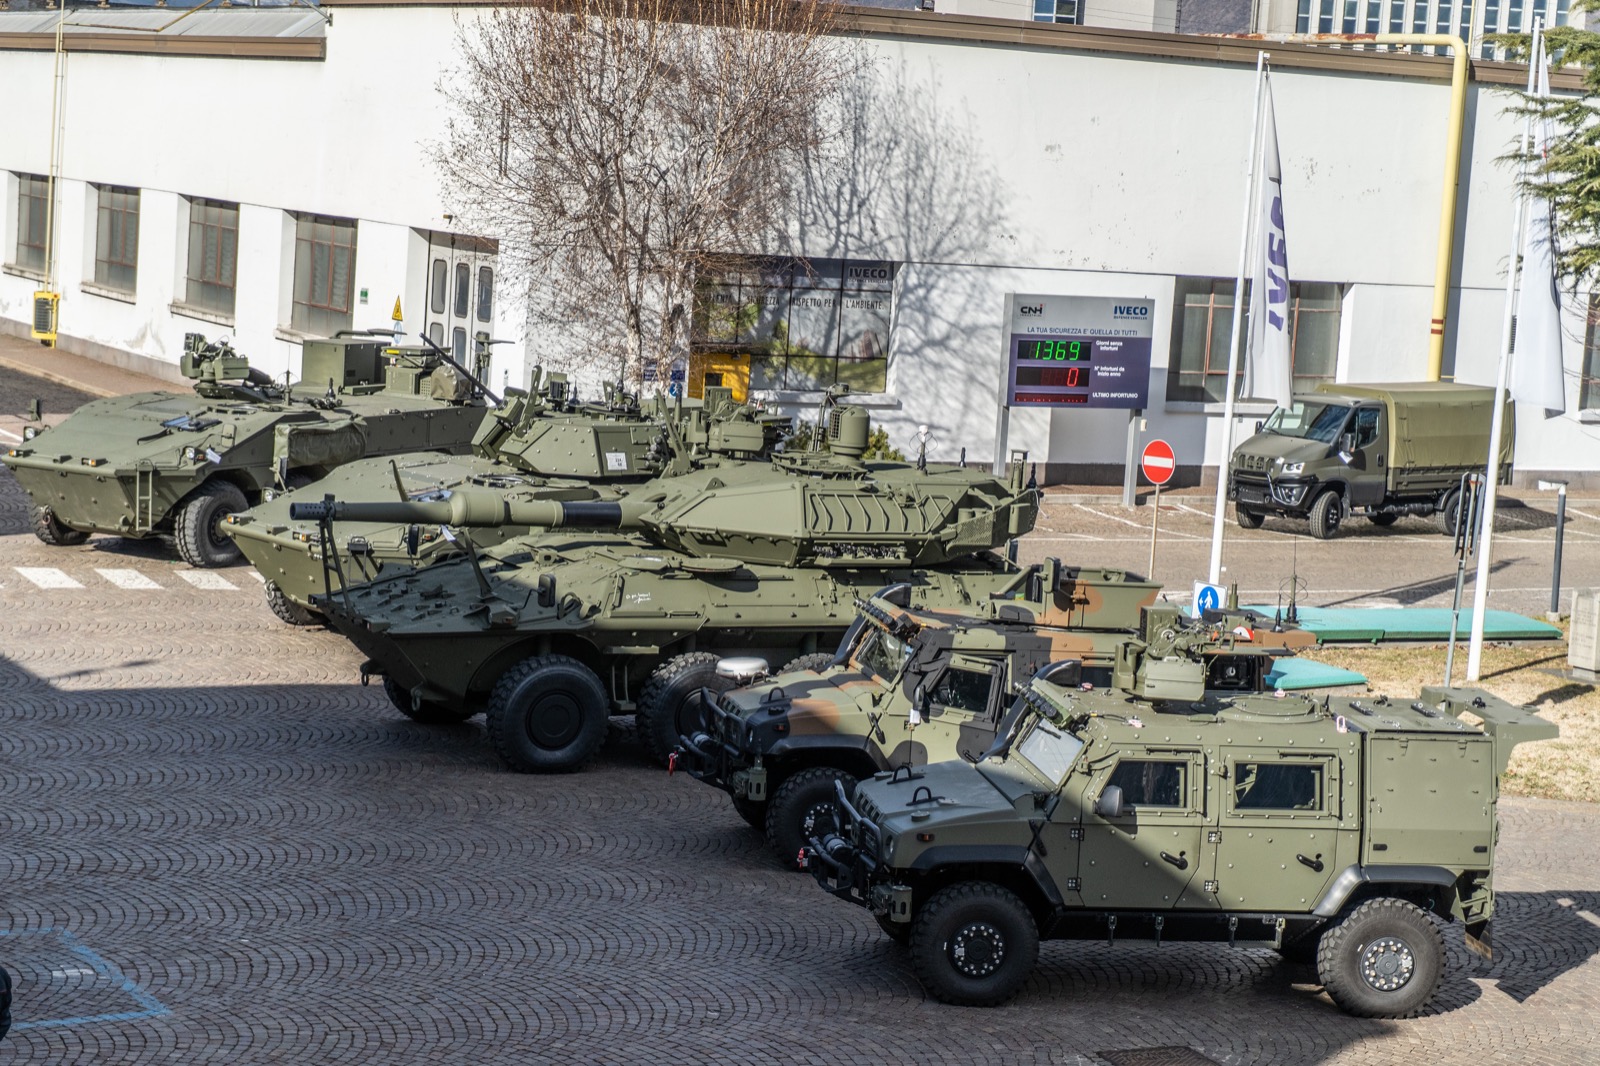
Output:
[
  {"xmin": 2, "ymin": 331, "xmax": 490, "ymax": 567},
  {"xmin": 807, "ymin": 624, "xmax": 1556, "ymax": 1016},
  {"xmin": 677, "ymin": 596, "xmax": 1314, "ymax": 868},
  {"xmin": 225, "ymin": 383, "xmax": 788, "ymax": 624},
  {"xmin": 289, "ymin": 407, "xmax": 1041, "ymax": 773}
]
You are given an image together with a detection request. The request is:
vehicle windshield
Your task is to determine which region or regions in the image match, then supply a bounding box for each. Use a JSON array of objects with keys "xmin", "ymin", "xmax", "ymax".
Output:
[
  {"xmin": 1261, "ymin": 402, "xmax": 1351, "ymax": 444},
  {"xmin": 853, "ymin": 626, "xmax": 912, "ymax": 680},
  {"xmin": 1012, "ymin": 717, "xmax": 1085, "ymax": 788}
]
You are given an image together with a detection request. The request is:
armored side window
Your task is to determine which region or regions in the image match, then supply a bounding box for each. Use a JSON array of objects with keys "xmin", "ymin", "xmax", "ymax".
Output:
[
  {"xmin": 1354, "ymin": 407, "xmax": 1381, "ymax": 447},
  {"xmin": 854, "ymin": 627, "xmax": 911, "ymax": 681},
  {"xmin": 1233, "ymin": 762, "xmax": 1322, "ymax": 811},
  {"xmin": 1107, "ymin": 759, "xmax": 1186, "ymax": 808},
  {"xmin": 928, "ymin": 666, "xmax": 994, "ymax": 716}
]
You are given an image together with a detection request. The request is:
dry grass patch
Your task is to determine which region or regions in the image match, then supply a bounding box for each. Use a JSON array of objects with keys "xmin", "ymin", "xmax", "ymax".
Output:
[{"xmin": 1301, "ymin": 633, "xmax": 1597, "ymax": 804}]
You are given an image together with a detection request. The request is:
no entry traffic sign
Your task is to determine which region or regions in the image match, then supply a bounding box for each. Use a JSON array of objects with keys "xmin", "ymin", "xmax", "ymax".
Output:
[{"xmin": 1141, "ymin": 439, "xmax": 1175, "ymax": 486}]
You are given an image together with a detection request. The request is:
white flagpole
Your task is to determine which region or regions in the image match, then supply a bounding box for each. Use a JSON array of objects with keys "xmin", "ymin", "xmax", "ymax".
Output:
[
  {"xmin": 1466, "ymin": 19, "xmax": 1542, "ymax": 682},
  {"xmin": 1208, "ymin": 51, "xmax": 1270, "ymax": 587}
]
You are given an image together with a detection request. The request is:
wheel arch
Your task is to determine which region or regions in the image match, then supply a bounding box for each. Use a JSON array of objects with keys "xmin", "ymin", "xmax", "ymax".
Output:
[
  {"xmin": 906, "ymin": 850, "xmax": 1061, "ymax": 931},
  {"xmin": 1312, "ymin": 864, "xmax": 1462, "ymax": 921}
]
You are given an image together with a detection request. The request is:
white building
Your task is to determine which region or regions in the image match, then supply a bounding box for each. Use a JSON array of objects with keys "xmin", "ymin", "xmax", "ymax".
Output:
[{"xmin": 1, "ymin": 3, "xmax": 1595, "ymax": 485}]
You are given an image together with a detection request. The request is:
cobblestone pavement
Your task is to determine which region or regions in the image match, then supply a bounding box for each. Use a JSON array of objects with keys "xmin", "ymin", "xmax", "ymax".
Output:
[{"xmin": 2, "ymin": 461, "xmax": 1598, "ymax": 1063}]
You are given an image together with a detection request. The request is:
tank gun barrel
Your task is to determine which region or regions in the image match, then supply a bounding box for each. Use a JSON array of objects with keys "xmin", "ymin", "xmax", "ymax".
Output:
[{"xmin": 289, "ymin": 489, "xmax": 646, "ymax": 529}]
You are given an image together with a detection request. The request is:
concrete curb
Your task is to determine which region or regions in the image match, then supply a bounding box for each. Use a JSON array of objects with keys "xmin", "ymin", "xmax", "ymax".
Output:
[{"xmin": 0, "ymin": 352, "xmax": 121, "ymax": 399}]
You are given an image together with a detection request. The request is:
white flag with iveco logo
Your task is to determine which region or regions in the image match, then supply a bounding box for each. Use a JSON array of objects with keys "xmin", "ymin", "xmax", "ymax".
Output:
[
  {"xmin": 1511, "ymin": 45, "xmax": 1567, "ymax": 414},
  {"xmin": 1243, "ymin": 75, "xmax": 1294, "ymax": 408}
]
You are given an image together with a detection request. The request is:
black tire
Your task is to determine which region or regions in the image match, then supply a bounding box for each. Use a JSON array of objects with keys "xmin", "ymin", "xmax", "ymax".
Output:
[
  {"xmin": 383, "ymin": 674, "xmax": 476, "ymax": 725},
  {"xmin": 779, "ymin": 652, "xmax": 836, "ymax": 675},
  {"xmin": 730, "ymin": 794, "xmax": 767, "ymax": 830},
  {"xmin": 1235, "ymin": 506, "xmax": 1265, "ymax": 530},
  {"xmin": 485, "ymin": 654, "xmax": 609, "ymax": 773},
  {"xmin": 910, "ymin": 882, "xmax": 1039, "ymax": 1007},
  {"xmin": 876, "ymin": 914, "xmax": 912, "ymax": 946},
  {"xmin": 1367, "ymin": 513, "xmax": 1399, "ymax": 527},
  {"xmin": 1316, "ymin": 898, "xmax": 1444, "ymax": 1019},
  {"xmin": 1307, "ymin": 489, "xmax": 1343, "ymax": 540},
  {"xmin": 175, "ymin": 479, "xmax": 248, "ymax": 567},
  {"xmin": 766, "ymin": 766, "xmax": 856, "ymax": 870},
  {"xmin": 33, "ymin": 506, "xmax": 89, "ymax": 546},
  {"xmin": 636, "ymin": 651, "xmax": 737, "ymax": 767},
  {"xmin": 265, "ymin": 581, "xmax": 320, "ymax": 627},
  {"xmin": 1438, "ymin": 490, "xmax": 1463, "ymax": 537}
]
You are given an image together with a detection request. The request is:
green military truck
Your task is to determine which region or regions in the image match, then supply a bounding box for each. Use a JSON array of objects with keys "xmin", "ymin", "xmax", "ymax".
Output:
[
  {"xmin": 807, "ymin": 631, "xmax": 1555, "ymax": 1017},
  {"xmin": 1228, "ymin": 382, "xmax": 1513, "ymax": 539}
]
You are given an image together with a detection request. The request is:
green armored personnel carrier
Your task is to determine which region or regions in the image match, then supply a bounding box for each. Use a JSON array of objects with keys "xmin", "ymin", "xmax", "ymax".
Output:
[
  {"xmin": 678, "ymin": 594, "xmax": 1317, "ymax": 867},
  {"xmin": 807, "ymin": 624, "xmax": 1556, "ymax": 1017},
  {"xmin": 288, "ymin": 408, "xmax": 1040, "ymax": 772},
  {"xmin": 2, "ymin": 332, "xmax": 489, "ymax": 567},
  {"xmin": 226, "ymin": 382, "xmax": 782, "ymax": 624}
]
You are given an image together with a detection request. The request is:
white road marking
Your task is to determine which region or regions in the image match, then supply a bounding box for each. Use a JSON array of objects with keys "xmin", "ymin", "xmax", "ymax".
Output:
[
  {"xmin": 95, "ymin": 568, "xmax": 161, "ymax": 590},
  {"xmin": 250, "ymin": 572, "xmax": 266, "ymax": 583},
  {"xmin": 1072, "ymin": 504, "xmax": 1205, "ymax": 539},
  {"xmin": 0, "ymin": 427, "xmax": 22, "ymax": 442},
  {"xmin": 16, "ymin": 567, "xmax": 83, "ymax": 589},
  {"xmin": 175, "ymin": 571, "xmax": 237, "ymax": 591}
]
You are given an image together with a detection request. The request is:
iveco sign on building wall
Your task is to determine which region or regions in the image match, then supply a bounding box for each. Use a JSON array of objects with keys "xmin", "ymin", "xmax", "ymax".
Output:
[{"xmin": 0, "ymin": 3, "xmax": 1594, "ymax": 483}]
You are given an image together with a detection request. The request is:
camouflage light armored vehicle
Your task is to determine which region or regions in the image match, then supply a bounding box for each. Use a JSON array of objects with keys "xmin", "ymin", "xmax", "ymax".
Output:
[
  {"xmin": 807, "ymin": 626, "xmax": 1557, "ymax": 1017},
  {"xmin": 2, "ymin": 332, "xmax": 489, "ymax": 567},
  {"xmin": 288, "ymin": 408, "xmax": 1040, "ymax": 772},
  {"xmin": 678, "ymin": 595, "xmax": 1317, "ymax": 867},
  {"xmin": 226, "ymin": 382, "xmax": 782, "ymax": 624}
]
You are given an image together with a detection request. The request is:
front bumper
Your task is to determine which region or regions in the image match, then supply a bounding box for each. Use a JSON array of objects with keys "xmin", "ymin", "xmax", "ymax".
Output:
[
  {"xmin": 675, "ymin": 690, "xmax": 767, "ymax": 800},
  {"xmin": 805, "ymin": 782, "xmax": 880, "ymax": 907},
  {"xmin": 2, "ymin": 457, "xmax": 154, "ymax": 534},
  {"xmin": 1231, "ymin": 474, "xmax": 1317, "ymax": 512}
]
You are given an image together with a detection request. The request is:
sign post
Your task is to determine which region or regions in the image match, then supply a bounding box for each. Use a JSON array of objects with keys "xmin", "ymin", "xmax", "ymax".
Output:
[
  {"xmin": 995, "ymin": 294, "xmax": 1156, "ymax": 474},
  {"xmin": 1141, "ymin": 439, "xmax": 1175, "ymax": 578}
]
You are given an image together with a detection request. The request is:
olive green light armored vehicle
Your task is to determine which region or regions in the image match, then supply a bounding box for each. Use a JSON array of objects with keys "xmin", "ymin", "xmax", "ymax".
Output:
[
  {"xmin": 807, "ymin": 626, "xmax": 1556, "ymax": 1017},
  {"xmin": 289, "ymin": 409, "xmax": 1040, "ymax": 772},
  {"xmin": 226, "ymin": 382, "xmax": 782, "ymax": 624},
  {"xmin": 678, "ymin": 595, "xmax": 1317, "ymax": 867},
  {"xmin": 2, "ymin": 331, "xmax": 490, "ymax": 567}
]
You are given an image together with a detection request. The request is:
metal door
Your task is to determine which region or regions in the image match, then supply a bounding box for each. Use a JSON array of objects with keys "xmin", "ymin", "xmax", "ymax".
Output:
[
  {"xmin": 1076, "ymin": 747, "xmax": 1207, "ymax": 911},
  {"xmin": 422, "ymin": 233, "xmax": 498, "ymax": 376}
]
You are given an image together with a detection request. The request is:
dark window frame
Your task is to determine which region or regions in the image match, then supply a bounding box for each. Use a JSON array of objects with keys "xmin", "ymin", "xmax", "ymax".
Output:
[
  {"xmin": 93, "ymin": 184, "xmax": 140, "ymax": 293},
  {"xmin": 291, "ymin": 213, "xmax": 358, "ymax": 336},
  {"xmin": 15, "ymin": 173, "xmax": 49, "ymax": 272},
  {"xmin": 1167, "ymin": 277, "xmax": 1343, "ymax": 405},
  {"xmin": 184, "ymin": 197, "xmax": 240, "ymax": 315}
]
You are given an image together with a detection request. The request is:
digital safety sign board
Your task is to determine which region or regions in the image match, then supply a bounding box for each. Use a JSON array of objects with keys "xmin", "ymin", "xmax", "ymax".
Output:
[{"xmin": 1004, "ymin": 294, "xmax": 1154, "ymax": 409}]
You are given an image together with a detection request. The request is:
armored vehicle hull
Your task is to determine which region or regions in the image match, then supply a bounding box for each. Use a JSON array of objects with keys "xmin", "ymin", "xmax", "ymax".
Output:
[
  {"xmin": 2, "ymin": 333, "xmax": 487, "ymax": 566},
  {"xmin": 809, "ymin": 669, "xmax": 1555, "ymax": 1017},
  {"xmin": 302, "ymin": 439, "xmax": 1040, "ymax": 770}
]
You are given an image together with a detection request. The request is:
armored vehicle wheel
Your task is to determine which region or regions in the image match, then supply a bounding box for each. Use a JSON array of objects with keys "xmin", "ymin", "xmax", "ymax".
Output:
[
  {"xmin": 875, "ymin": 914, "xmax": 911, "ymax": 945},
  {"xmin": 1308, "ymin": 489, "xmax": 1343, "ymax": 540},
  {"xmin": 638, "ymin": 651, "xmax": 738, "ymax": 766},
  {"xmin": 1367, "ymin": 513, "xmax": 1399, "ymax": 527},
  {"xmin": 33, "ymin": 506, "xmax": 89, "ymax": 546},
  {"xmin": 265, "ymin": 582, "xmax": 320, "ymax": 627},
  {"xmin": 486, "ymin": 654, "xmax": 609, "ymax": 773},
  {"xmin": 383, "ymin": 675, "xmax": 477, "ymax": 725},
  {"xmin": 766, "ymin": 766, "xmax": 856, "ymax": 870},
  {"xmin": 176, "ymin": 479, "xmax": 248, "ymax": 568},
  {"xmin": 730, "ymin": 795, "xmax": 767, "ymax": 830},
  {"xmin": 1235, "ymin": 506, "xmax": 1265, "ymax": 530},
  {"xmin": 779, "ymin": 652, "xmax": 836, "ymax": 674},
  {"xmin": 1316, "ymin": 897, "xmax": 1444, "ymax": 1018},
  {"xmin": 910, "ymin": 882, "xmax": 1039, "ymax": 1007}
]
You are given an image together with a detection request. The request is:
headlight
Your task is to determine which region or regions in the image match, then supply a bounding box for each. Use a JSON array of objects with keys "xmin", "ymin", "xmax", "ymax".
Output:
[
  {"xmin": 184, "ymin": 446, "xmax": 198, "ymax": 462},
  {"xmin": 1279, "ymin": 461, "xmax": 1304, "ymax": 475},
  {"xmin": 23, "ymin": 426, "xmax": 37, "ymax": 440}
]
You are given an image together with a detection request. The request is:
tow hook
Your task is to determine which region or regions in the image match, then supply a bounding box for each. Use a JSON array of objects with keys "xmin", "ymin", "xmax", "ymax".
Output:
[{"xmin": 667, "ymin": 751, "xmax": 679, "ymax": 776}]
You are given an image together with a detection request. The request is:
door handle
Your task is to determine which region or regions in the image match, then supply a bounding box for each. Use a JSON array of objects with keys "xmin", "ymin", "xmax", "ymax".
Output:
[
  {"xmin": 1296, "ymin": 853, "xmax": 1324, "ymax": 873},
  {"xmin": 1160, "ymin": 850, "xmax": 1187, "ymax": 870}
]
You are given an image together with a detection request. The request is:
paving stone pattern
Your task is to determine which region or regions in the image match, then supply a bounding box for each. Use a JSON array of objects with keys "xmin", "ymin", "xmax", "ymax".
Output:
[{"xmin": 1, "ymin": 470, "xmax": 1597, "ymax": 1064}]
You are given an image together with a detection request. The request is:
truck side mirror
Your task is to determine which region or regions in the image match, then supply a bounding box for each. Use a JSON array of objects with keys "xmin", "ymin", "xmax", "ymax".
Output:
[
  {"xmin": 1094, "ymin": 784, "xmax": 1125, "ymax": 818},
  {"xmin": 1254, "ymin": 420, "xmax": 1263, "ymax": 435},
  {"xmin": 1339, "ymin": 431, "xmax": 1356, "ymax": 454}
]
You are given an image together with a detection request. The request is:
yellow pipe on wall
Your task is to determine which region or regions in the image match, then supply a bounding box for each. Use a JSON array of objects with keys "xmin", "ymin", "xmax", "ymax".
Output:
[{"xmin": 1243, "ymin": 33, "xmax": 1470, "ymax": 381}]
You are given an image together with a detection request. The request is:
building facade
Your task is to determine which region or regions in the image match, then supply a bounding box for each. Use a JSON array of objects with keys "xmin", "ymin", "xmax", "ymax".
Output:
[{"xmin": 1, "ymin": 4, "xmax": 1595, "ymax": 484}]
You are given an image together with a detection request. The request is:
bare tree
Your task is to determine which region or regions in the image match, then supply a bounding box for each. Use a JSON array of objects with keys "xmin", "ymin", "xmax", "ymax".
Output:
[{"xmin": 437, "ymin": 0, "xmax": 853, "ymax": 388}]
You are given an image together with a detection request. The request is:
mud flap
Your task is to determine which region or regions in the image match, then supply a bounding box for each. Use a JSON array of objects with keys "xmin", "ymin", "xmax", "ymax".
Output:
[{"xmin": 1465, "ymin": 918, "xmax": 1493, "ymax": 962}]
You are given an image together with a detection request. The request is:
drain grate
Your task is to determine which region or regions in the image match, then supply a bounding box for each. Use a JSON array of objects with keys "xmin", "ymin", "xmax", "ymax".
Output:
[{"xmin": 1099, "ymin": 1048, "xmax": 1220, "ymax": 1066}]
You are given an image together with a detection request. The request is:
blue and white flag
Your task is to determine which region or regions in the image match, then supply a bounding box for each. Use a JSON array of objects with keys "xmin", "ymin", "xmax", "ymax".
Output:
[
  {"xmin": 1243, "ymin": 73, "xmax": 1294, "ymax": 408},
  {"xmin": 1512, "ymin": 46, "xmax": 1567, "ymax": 414}
]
